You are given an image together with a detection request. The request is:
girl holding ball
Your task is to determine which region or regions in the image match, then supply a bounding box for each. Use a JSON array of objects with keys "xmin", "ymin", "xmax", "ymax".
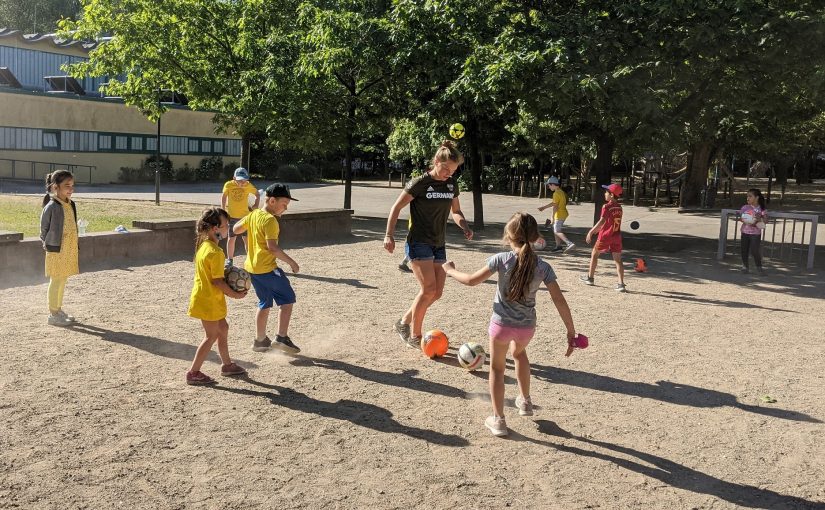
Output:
[{"xmin": 739, "ymin": 188, "xmax": 767, "ymax": 275}]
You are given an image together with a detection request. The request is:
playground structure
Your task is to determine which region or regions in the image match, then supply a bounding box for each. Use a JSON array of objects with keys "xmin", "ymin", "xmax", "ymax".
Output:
[{"xmin": 717, "ymin": 209, "xmax": 819, "ymax": 270}]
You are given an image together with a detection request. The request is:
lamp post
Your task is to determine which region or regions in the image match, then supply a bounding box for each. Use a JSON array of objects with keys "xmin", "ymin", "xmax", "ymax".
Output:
[{"xmin": 155, "ymin": 87, "xmax": 161, "ymax": 206}]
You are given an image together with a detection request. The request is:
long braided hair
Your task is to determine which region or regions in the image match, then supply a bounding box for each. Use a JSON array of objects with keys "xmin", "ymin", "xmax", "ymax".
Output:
[
  {"xmin": 195, "ymin": 206, "xmax": 229, "ymax": 249},
  {"xmin": 503, "ymin": 212, "xmax": 541, "ymax": 302}
]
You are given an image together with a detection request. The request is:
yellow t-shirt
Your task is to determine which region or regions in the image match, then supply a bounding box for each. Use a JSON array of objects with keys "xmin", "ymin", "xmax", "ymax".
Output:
[
  {"xmin": 552, "ymin": 188, "xmax": 569, "ymax": 221},
  {"xmin": 222, "ymin": 180, "xmax": 257, "ymax": 219},
  {"xmin": 239, "ymin": 208, "xmax": 280, "ymax": 274},
  {"xmin": 188, "ymin": 239, "xmax": 227, "ymax": 321}
]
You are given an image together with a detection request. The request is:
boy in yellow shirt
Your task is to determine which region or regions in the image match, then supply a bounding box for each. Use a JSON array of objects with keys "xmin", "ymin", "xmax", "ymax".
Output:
[
  {"xmin": 233, "ymin": 183, "xmax": 301, "ymax": 354},
  {"xmin": 538, "ymin": 176, "xmax": 575, "ymax": 253},
  {"xmin": 221, "ymin": 167, "xmax": 259, "ymax": 264}
]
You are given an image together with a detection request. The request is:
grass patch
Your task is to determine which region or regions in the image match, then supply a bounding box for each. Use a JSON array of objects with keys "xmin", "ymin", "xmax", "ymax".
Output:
[{"xmin": 0, "ymin": 195, "xmax": 209, "ymax": 237}]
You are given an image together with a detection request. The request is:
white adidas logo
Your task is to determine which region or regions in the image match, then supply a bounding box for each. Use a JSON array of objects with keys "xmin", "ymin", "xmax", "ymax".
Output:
[{"xmin": 427, "ymin": 186, "xmax": 435, "ymax": 192}]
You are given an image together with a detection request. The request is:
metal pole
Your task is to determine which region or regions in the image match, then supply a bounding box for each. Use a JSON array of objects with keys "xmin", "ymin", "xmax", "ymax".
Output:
[{"xmin": 155, "ymin": 88, "xmax": 161, "ymax": 206}]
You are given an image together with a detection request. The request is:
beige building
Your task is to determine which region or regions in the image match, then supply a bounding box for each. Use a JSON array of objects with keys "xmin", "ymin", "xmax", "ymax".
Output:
[{"xmin": 0, "ymin": 29, "xmax": 241, "ymax": 183}]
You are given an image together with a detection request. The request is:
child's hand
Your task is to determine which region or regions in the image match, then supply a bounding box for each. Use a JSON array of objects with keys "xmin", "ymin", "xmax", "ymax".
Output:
[
  {"xmin": 442, "ymin": 260, "xmax": 456, "ymax": 273},
  {"xmin": 538, "ymin": 205, "xmax": 545, "ymax": 212},
  {"xmin": 383, "ymin": 236, "xmax": 395, "ymax": 254},
  {"xmin": 463, "ymin": 228, "xmax": 474, "ymax": 240},
  {"xmin": 231, "ymin": 289, "xmax": 248, "ymax": 299},
  {"xmin": 288, "ymin": 260, "xmax": 300, "ymax": 273},
  {"xmin": 564, "ymin": 332, "xmax": 576, "ymax": 357},
  {"xmin": 585, "ymin": 232, "xmax": 592, "ymax": 244}
]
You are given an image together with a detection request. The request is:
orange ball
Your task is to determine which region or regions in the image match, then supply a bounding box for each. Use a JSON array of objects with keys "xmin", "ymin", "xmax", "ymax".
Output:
[{"xmin": 421, "ymin": 329, "xmax": 449, "ymax": 358}]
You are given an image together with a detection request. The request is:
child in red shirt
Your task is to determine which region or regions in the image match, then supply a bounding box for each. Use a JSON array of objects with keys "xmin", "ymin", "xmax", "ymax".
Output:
[{"xmin": 580, "ymin": 183, "xmax": 626, "ymax": 292}]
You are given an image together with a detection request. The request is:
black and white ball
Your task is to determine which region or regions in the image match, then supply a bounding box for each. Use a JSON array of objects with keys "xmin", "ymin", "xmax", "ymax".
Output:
[
  {"xmin": 457, "ymin": 342, "xmax": 486, "ymax": 371},
  {"xmin": 224, "ymin": 265, "xmax": 251, "ymax": 293}
]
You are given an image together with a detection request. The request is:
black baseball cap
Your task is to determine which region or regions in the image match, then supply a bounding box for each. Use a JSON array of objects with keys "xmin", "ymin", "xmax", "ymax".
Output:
[{"xmin": 265, "ymin": 183, "xmax": 298, "ymax": 201}]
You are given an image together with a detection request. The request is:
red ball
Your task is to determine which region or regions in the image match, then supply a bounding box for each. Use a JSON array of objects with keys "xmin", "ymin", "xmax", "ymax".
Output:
[{"xmin": 421, "ymin": 329, "xmax": 449, "ymax": 358}]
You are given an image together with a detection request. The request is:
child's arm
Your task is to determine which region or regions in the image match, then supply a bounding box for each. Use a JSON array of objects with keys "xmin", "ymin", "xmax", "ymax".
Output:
[
  {"xmin": 537, "ymin": 201, "xmax": 553, "ymax": 211},
  {"xmin": 232, "ymin": 218, "xmax": 248, "ymax": 236},
  {"xmin": 251, "ymin": 189, "xmax": 260, "ymax": 210},
  {"xmin": 211, "ymin": 277, "xmax": 247, "ymax": 299},
  {"xmin": 545, "ymin": 281, "xmax": 577, "ymax": 356},
  {"xmin": 266, "ymin": 239, "xmax": 299, "ymax": 273},
  {"xmin": 442, "ymin": 261, "xmax": 493, "ymax": 286},
  {"xmin": 450, "ymin": 198, "xmax": 473, "ymax": 240},
  {"xmin": 384, "ymin": 192, "xmax": 414, "ymax": 253},
  {"xmin": 585, "ymin": 218, "xmax": 605, "ymax": 244},
  {"xmin": 221, "ymin": 192, "xmax": 229, "ymax": 210}
]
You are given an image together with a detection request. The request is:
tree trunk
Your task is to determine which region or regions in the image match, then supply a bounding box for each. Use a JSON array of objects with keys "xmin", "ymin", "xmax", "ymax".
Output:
[
  {"xmin": 592, "ymin": 132, "xmax": 614, "ymax": 223},
  {"xmin": 796, "ymin": 151, "xmax": 813, "ymax": 185},
  {"xmin": 680, "ymin": 141, "xmax": 716, "ymax": 208},
  {"xmin": 466, "ymin": 116, "xmax": 484, "ymax": 230},
  {"xmin": 343, "ymin": 100, "xmax": 355, "ymax": 210},
  {"xmin": 240, "ymin": 133, "xmax": 252, "ymax": 171}
]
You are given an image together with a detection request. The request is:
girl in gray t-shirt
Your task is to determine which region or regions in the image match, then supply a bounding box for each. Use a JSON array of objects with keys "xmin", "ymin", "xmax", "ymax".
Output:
[{"xmin": 443, "ymin": 212, "xmax": 579, "ymax": 438}]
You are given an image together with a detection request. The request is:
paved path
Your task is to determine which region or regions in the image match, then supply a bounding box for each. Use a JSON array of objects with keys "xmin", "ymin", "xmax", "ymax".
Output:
[{"xmin": 3, "ymin": 179, "xmax": 823, "ymax": 249}]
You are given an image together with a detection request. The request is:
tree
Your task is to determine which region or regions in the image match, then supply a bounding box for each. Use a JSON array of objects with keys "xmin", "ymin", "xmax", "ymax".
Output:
[{"xmin": 0, "ymin": 0, "xmax": 80, "ymax": 33}]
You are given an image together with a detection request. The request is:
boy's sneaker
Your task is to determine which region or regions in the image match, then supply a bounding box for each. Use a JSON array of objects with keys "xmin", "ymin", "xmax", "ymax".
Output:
[
  {"xmin": 515, "ymin": 395, "xmax": 534, "ymax": 416},
  {"xmin": 186, "ymin": 370, "xmax": 216, "ymax": 386},
  {"xmin": 398, "ymin": 263, "xmax": 412, "ymax": 273},
  {"xmin": 394, "ymin": 319, "xmax": 411, "ymax": 344},
  {"xmin": 550, "ymin": 245, "xmax": 564, "ymax": 252},
  {"xmin": 740, "ymin": 266, "xmax": 749, "ymax": 274},
  {"xmin": 484, "ymin": 415, "xmax": 509, "ymax": 437},
  {"xmin": 579, "ymin": 275, "xmax": 595, "ymax": 286},
  {"xmin": 56, "ymin": 310, "xmax": 77, "ymax": 323},
  {"xmin": 274, "ymin": 335, "xmax": 300, "ymax": 354},
  {"xmin": 544, "ymin": 218, "xmax": 552, "ymax": 229},
  {"xmin": 563, "ymin": 243, "xmax": 576, "ymax": 253},
  {"xmin": 221, "ymin": 363, "xmax": 247, "ymax": 377},
  {"xmin": 47, "ymin": 314, "xmax": 73, "ymax": 327},
  {"xmin": 615, "ymin": 283, "xmax": 627, "ymax": 293},
  {"xmin": 252, "ymin": 336, "xmax": 272, "ymax": 352},
  {"xmin": 224, "ymin": 258, "xmax": 233, "ymax": 268}
]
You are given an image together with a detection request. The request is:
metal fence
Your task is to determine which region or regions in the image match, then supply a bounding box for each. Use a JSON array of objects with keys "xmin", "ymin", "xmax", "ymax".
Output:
[
  {"xmin": 0, "ymin": 158, "xmax": 94, "ymax": 184},
  {"xmin": 717, "ymin": 209, "xmax": 819, "ymax": 270}
]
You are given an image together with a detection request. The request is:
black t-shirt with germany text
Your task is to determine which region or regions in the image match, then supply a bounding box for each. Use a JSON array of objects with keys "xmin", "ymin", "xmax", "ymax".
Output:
[{"xmin": 403, "ymin": 173, "xmax": 460, "ymax": 246}]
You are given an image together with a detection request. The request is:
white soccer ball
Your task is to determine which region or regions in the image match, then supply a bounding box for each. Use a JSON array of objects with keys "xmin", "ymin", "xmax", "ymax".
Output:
[
  {"xmin": 741, "ymin": 212, "xmax": 755, "ymax": 225},
  {"xmin": 457, "ymin": 342, "xmax": 486, "ymax": 371},
  {"xmin": 532, "ymin": 237, "xmax": 547, "ymax": 250},
  {"xmin": 224, "ymin": 266, "xmax": 251, "ymax": 293}
]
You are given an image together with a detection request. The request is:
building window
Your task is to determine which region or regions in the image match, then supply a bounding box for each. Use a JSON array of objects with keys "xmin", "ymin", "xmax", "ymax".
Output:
[
  {"xmin": 131, "ymin": 136, "xmax": 143, "ymax": 151},
  {"xmin": 115, "ymin": 136, "xmax": 128, "ymax": 150},
  {"xmin": 213, "ymin": 140, "xmax": 223, "ymax": 154},
  {"xmin": 225, "ymin": 139, "xmax": 241, "ymax": 156},
  {"xmin": 201, "ymin": 140, "xmax": 211, "ymax": 153},
  {"xmin": 98, "ymin": 134, "xmax": 112, "ymax": 150},
  {"xmin": 189, "ymin": 139, "xmax": 200, "ymax": 153},
  {"xmin": 146, "ymin": 137, "xmax": 157, "ymax": 151},
  {"xmin": 43, "ymin": 131, "xmax": 60, "ymax": 149}
]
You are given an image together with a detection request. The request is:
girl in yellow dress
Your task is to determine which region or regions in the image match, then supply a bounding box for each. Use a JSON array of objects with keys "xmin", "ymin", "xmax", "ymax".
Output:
[
  {"xmin": 186, "ymin": 207, "xmax": 249, "ymax": 385},
  {"xmin": 40, "ymin": 170, "xmax": 79, "ymax": 327}
]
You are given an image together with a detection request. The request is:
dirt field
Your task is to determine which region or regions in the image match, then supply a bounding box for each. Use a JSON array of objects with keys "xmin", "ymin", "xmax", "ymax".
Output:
[{"xmin": 2, "ymin": 218, "xmax": 824, "ymax": 509}]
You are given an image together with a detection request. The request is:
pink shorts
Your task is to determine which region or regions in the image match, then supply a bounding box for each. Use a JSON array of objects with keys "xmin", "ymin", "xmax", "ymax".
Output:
[{"xmin": 488, "ymin": 321, "xmax": 535, "ymax": 346}]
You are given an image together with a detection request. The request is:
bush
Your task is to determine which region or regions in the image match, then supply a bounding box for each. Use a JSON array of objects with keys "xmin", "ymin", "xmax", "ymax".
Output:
[
  {"xmin": 175, "ymin": 163, "xmax": 194, "ymax": 182},
  {"xmin": 143, "ymin": 155, "xmax": 174, "ymax": 182},
  {"xmin": 197, "ymin": 156, "xmax": 224, "ymax": 181},
  {"xmin": 222, "ymin": 161, "xmax": 240, "ymax": 181},
  {"xmin": 297, "ymin": 163, "xmax": 320, "ymax": 182},
  {"xmin": 253, "ymin": 152, "xmax": 280, "ymax": 179},
  {"xmin": 277, "ymin": 164, "xmax": 301, "ymax": 182}
]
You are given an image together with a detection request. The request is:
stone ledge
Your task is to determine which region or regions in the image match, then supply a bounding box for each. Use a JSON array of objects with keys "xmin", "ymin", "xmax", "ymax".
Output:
[{"xmin": 0, "ymin": 231, "xmax": 24, "ymax": 243}]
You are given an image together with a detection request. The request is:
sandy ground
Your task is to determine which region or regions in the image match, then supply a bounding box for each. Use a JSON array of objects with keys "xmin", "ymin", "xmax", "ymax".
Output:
[{"xmin": 2, "ymin": 218, "xmax": 824, "ymax": 509}]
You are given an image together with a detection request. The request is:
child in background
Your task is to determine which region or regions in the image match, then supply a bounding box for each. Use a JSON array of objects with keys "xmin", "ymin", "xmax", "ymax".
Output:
[
  {"xmin": 538, "ymin": 176, "xmax": 575, "ymax": 253},
  {"xmin": 221, "ymin": 167, "xmax": 259, "ymax": 265},
  {"xmin": 739, "ymin": 188, "xmax": 767, "ymax": 275},
  {"xmin": 443, "ymin": 212, "xmax": 578, "ymax": 438},
  {"xmin": 186, "ymin": 207, "xmax": 249, "ymax": 385},
  {"xmin": 234, "ymin": 183, "xmax": 301, "ymax": 354},
  {"xmin": 580, "ymin": 183, "xmax": 626, "ymax": 292},
  {"xmin": 40, "ymin": 170, "xmax": 79, "ymax": 327}
]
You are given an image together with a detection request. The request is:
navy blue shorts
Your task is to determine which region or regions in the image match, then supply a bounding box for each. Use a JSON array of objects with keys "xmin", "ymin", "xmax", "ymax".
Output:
[
  {"xmin": 228, "ymin": 218, "xmax": 246, "ymax": 238},
  {"xmin": 405, "ymin": 242, "xmax": 447, "ymax": 263},
  {"xmin": 250, "ymin": 268, "xmax": 296, "ymax": 309}
]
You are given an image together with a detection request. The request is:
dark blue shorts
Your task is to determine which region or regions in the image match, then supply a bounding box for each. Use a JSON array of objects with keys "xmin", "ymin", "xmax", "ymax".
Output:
[
  {"xmin": 250, "ymin": 268, "xmax": 296, "ymax": 309},
  {"xmin": 405, "ymin": 242, "xmax": 447, "ymax": 263},
  {"xmin": 228, "ymin": 217, "xmax": 246, "ymax": 238}
]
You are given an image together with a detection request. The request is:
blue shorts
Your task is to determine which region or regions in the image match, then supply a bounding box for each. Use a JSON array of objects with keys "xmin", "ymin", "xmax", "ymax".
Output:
[
  {"xmin": 250, "ymin": 268, "xmax": 296, "ymax": 309},
  {"xmin": 405, "ymin": 242, "xmax": 447, "ymax": 263}
]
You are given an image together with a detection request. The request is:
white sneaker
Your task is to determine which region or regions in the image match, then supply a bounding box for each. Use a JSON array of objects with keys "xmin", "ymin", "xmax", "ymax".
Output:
[
  {"xmin": 56, "ymin": 310, "xmax": 77, "ymax": 323},
  {"xmin": 47, "ymin": 314, "xmax": 73, "ymax": 327},
  {"xmin": 563, "ymin": 243, "xmax": 575, "ymax": 253},
  {"xmin": 484, "ymin": 415, "xmax": 508, "ymax": 437},
  {"xmin": 515, "ymin": 395, "xmax": 533, "ymax": 416}
]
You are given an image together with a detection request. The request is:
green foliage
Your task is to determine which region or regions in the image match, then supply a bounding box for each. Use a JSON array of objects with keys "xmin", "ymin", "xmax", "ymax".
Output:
[
  {"xmin": 174, "ymin": 163, "xmax": 194, "ymax": 182},
  {"xmin": 196, "ymin": 156, "xmax": 224, "ymax": 181},
  {"xmin": 0, "ymin": 0, "xmax": 80, "ymax": 33}
]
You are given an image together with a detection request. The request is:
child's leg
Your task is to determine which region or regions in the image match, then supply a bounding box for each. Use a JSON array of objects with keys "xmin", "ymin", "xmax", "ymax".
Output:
[
  {"xmin": 555, "ymin": 231, "xmax": 571, "ymax": 246},
  {"xmin": 751, "ymin": 235, "xmax": 763, "ymax": 269},
  {"xmin": 404, "ymin": 261, "xmax": 442, "ymax": 337},
  {"xmin": 741, "ymin": 236, "xmax": 751, "ymax": 268},
  {"xmin": 226, "ymin": 235, "xmax": 236, "ymax": 260},
  {"xmin": 215, "ymin": 319, "xmax": 232, "ymax": 365},
  {"xmin": 190, "ymin": 320, "xmax": 220, "ymax": 372},
  {"xmin": 47, "ymin": 276, "xmax": 67, "ymax": 313},
  {"xmin": 487, "ymin": 337, "xmax": 509, "ymax": 418},
  {"xmin": 511, "ymin": 343, "xmax": 531, "ymax": 400},
  {"xmin": 587, "ymin": 245, "xmax": 600, "ymax": 278},
  {"xmin": 277, "ymin": 303, "xmax": 293, "ymax": 336},
  {"xmin": 256, "ymin": 307, "xmax": 270, "ymax": 341},
  {"xmin": 612, "ymin": 252, "xmax": 625, "ymax": 284}
]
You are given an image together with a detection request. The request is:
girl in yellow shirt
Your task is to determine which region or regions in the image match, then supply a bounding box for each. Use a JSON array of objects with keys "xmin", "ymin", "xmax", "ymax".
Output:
[{"xmin": 186, "ymin": 207, "xmax": 249, "ymax": 385}]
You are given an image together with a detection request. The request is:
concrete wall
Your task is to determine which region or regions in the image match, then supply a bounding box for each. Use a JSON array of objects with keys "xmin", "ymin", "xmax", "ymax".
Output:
[{"xmin": 0, "ymin": 209, "xmax": 353, "ymax": 288}]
